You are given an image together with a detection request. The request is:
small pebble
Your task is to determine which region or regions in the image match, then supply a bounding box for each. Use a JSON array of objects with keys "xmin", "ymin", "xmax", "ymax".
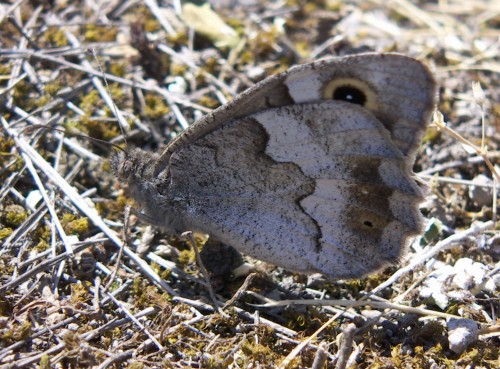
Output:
[
  {"xmin": 447, "ymin": 318, "xmax": 478, "ymax": 354},
  {"xmin": 468, "ymin": 174, "xmax": 493, "ymax": 207}
]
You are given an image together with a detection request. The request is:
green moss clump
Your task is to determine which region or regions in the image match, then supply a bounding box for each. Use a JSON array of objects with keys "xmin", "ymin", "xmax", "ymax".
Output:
[
  {"xmin": 143, "ymin": 94, "xmax": 170, "ymax": 119},
  {"xmin": 422, "ymin": 127, "xmax": 441, "ymax": 144},
  {"xmin": 106, "ymin": 83, "xmax": 127, "ymax": 106},
  {"xmin": 166, "ymin": 32, "xmax": 188, "ymax": 48},
  {"xmin": 79, "ymin": 90, "xmax": 102, "ymax": 114},
  {"xmin": 170, "ymin": 63, "xmax": 188, "ymax": 77},
  {"xmin": 136, "ymin": 285, "xmax": 162, "ymax": 309},
  {"xmin": 0, "ymin": 260, "xmax": 15, "ymax": 285},
  {"xmin": 41, "ymin": 27, "xmax": 68, "ymax": 47},
  {"xmin": 197, "ymin": 95, "xmax": 220, "ymax": 109},
  {"xmin": 242, "ymin": 341, "xmax": 273, "ymax": 361},
  {"xmin": 159, "ymin": 268, "xmax": 172, "ymax": 281},
  {"xmin": 108, "ymin": 63, "xmax": 127, "ymax": 77},
  {"xmin": 132, "ymin": 7, "xmax": 161, "ymax": 32},
  {"xmin": 83, "ymin": 24, "xmax": 118, "ymax": 42},
  {"xmin": 2, "ymin": 204, "xmax": 28, "ymax": 228},
  {"xmin": 203, "ymin": 57, "xmax": 219, "ymax": 74},
  {"xmin": 132, "ymin": 278, "xmax": 171, "ymax": 310},
  {"xmin": 30, "ymin": 80, "xmax": 64, "ymax": 109},
  {"xmin": 70, "ymin": 282, "xmax": 92, "ymax": 305},
  {"xmin": 1, "ymin": 321, "xmax": 32, "ymax": 346},
  {"xmin": 32, "ymin": 224, "xmax": 51, "ymax": 247},
  {"xmin": 132, "ymin": 277, "xmax": 146, "ymax": 296},
  {"xmin": 100, "ymin": 336, "xmax": 111, "ymax": 349},
  {"xmin": 77, "ymin": 115, "xmax": 121, "ymax": 142},
  {"xmin": 66, "ymin": 217, "xmax": 89, "ymax": 235},
  {"xmin": 44, "ymin": 81, "xmax": 63, "ymax": 97},
  {"xmin": 96, "ymin": 194, "xmax": 129, "ymax": 219},
  {"xmin": 61, "ymin": 214, "xmax": 89, "ymax": 236},
  {"xmin": 32, "ymin": 95, "xmax": 51, "ymax": 108},
  {"xmin": 0, "ymin": 62, "xmax": 12, "ymax": 77},
  {"xmin": 0, "ymin": 228, "xmax": 13, "ymax": 240},
  {"xmin": 239, "ymin": 333, "xmax": 288, "ymax": 367},
  {"xmin": 76, "ymin": 84, "xmax": 129, "ymax": 133},
  {"xmin": 462, "ymin": 342, "xmax": 500, "ymax": 367},
  {"xmin": 294, "ymin": 40, "xmax": 310, "ymax": 58},
  {"xmin": 34, "ymin": 239, "xmax": 50, "ymax": 252},
  {"xmin": 248, "ymin": 28, "xmax": 281, "ymax": 56},
  {"xmin": 178, "ymin": 249, "xmax": 195, "ymax": 267},
  {"xmin": 11, "ymin": 80, "xmax": 33, "ymax": 109},
  {"xmin": 38, "ymin": 354, "xmax": 51, "ymax": 369}
]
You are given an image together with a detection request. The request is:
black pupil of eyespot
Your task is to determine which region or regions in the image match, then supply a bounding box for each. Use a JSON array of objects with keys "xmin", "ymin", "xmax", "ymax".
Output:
[{"xmin": 333, "ymin": 86, "xmax": 366, "ymax": 106}]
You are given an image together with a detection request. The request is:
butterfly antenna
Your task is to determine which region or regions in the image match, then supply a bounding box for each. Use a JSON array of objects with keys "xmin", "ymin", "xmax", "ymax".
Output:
[
  {"xmin": 88, "ymin": 47, "xmax": 129, "ymax": 149},
  {"xmin": 23, "ymin": 124, "xmax": 127, "ymax": 153}
]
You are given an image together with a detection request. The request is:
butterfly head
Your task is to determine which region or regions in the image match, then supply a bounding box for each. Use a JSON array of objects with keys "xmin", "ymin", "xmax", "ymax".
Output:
[
  {"xmin": 110, "ymin": 148, "xmax": 159, "ymax": 182},
  {"xmin": 110, "ymin": 148, "xmax": 167, "ymax": 217},
  {"xmin": 110, "ymin": 150, "xmax": 134, "ymax": 180}
]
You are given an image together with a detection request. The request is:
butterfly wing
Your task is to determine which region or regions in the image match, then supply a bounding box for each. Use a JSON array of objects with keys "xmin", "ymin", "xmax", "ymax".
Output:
[
  {"xmin": 127, "ymin": 53, "xmax": 437, "ymax": 278},
  {"xmin": 166, "ymin": 101, "xmax": 425, "ymax": 278},
  {"xmin": 159, "ymin": 53, "xmax": 436, "ymax": 172}
]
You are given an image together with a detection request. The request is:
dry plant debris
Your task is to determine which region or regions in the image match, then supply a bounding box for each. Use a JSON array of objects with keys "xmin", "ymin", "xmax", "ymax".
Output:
[{"xmin": 0, "ymin": 0, "xmax": 499, "ymax": 368}]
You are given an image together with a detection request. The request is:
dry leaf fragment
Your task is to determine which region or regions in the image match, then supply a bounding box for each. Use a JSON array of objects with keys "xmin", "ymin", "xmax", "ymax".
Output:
[{"xmin": 182, "ymin": 2, "xmax": 240, "ymax": 48}]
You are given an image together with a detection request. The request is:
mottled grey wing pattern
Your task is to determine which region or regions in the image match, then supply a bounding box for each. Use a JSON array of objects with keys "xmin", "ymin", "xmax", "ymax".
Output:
[
  {"xmin": 156, "ymin": 53, "xmax": 436, "ymax": 173},
  {"xmin": 113, "ymin": 53, "xmax": 437, "ymax": 279},
  {"xmin": 166, "ymin": 103, "xmax": 424, "ymax": 278}
]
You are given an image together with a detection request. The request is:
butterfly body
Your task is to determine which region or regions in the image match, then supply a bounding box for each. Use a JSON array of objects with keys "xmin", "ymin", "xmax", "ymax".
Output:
[{"xmin": 112, "ymin": 53, "xmax": 437, "ymax": 279}]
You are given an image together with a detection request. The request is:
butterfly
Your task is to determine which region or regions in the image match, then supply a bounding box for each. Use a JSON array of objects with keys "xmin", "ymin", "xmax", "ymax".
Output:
[{"xmin": 111, "ymin": 53, "xmax": 437, "ymax": 279}]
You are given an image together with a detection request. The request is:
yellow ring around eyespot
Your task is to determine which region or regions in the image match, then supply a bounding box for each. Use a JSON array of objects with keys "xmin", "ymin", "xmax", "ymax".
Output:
[{"xmin": 322, "ymin": 78, "xmax": 378, "ymax": 111}]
